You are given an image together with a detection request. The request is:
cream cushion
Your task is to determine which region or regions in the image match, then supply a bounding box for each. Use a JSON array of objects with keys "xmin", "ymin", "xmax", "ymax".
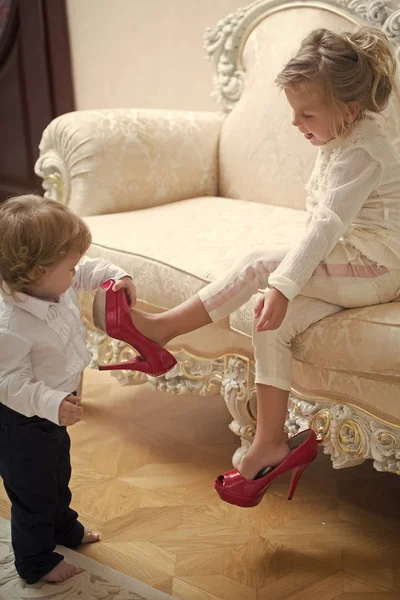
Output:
[
  {"xmin": 292, "ymin": 303, "xmax": 400, "ymax": 426},
  {"xmin": 246, "ymin": 300, "xmax": 400, "ymax": 427}
]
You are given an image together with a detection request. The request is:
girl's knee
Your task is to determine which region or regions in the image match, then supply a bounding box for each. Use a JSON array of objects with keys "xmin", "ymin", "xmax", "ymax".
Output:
[
  {"xmin": 252, "ymin": 324, "xmax": 294, "ymax": 351},
  {"xmin": 234, "ymin": 251, "xmax": 280, "ymax": 285},
  {"xmin": 233, "ymin": 250, "xmax": 266, "ymax": 271},
  {"xmin": 252, "ymin": 304, "xmax": 307, "ymax": 347}
]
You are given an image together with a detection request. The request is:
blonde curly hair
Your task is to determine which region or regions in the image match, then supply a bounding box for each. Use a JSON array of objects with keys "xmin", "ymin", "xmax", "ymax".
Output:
[
  {"xmin": 275, "ymin": 26, "xmax": 397, "ymax": 135},
  {"xmin": 0, "ymin": 194, "xmax": 92, "ymax": 296}
]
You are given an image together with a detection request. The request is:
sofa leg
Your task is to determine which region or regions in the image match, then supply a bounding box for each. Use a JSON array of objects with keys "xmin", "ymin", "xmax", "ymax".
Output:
[{"xmin": 222, "ymin": 355, "xmax": 256, "ymax": 468}]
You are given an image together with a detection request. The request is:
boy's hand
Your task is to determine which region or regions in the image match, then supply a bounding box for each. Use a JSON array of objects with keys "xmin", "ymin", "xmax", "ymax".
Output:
[
  {"xmin": 254, "ymin": 289, "xmax": 289, "ymax": 332},
  {"xmin": 59, "ymin": 395, "xmax": 84, "ymax": 426},
  {"xmin": 112, "ymin": 277, "xmax": 137, "ymax": 306}
]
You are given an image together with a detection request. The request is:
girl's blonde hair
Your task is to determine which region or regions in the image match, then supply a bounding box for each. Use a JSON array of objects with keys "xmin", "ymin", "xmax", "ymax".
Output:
[
  {"xmin": 275, "ymin": 27, "xmax": 397, "ymax": 134},
  {"xmin": 0, "ymin": 194, "xmax": 92, "ymax": 296}
]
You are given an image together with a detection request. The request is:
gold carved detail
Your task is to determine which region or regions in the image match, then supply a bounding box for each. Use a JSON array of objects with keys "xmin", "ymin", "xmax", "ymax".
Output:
[
  {"xmin": 337, "ymin": 419, "xmax": 366, "ymax": 458},
  {"xmin": 43, "ymin": 172, "xmax": 66, "ymax": 204},
  {"xmin": 376, "ymin": 431, "xmax": 398, "ymax": 450},
  {"xmin": 291, "ymin": 385, "xmax": 400, "ymax": 431},
  {"xmin": 309, "ymin": 409, "xmax": 331, "ymax": 441}
]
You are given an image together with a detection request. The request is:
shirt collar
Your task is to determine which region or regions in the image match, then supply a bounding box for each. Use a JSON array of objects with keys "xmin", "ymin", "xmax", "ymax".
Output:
[
  {"xmin": 320, "ymin": 114, "xmax": 382, "ymax": 154},
  {"xmin": 1, "ymin": 285, "xmax": 60, "ymax": 320}
]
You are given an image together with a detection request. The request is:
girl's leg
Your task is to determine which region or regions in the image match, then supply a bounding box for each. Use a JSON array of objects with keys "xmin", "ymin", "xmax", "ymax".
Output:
[
  {"xmin": 130, "ymin": 250, "xmax": 278, "ymax": 345},
  {"xmin": 239, "ymin": 295, "xmax": 342, "ymax": 479},
  {"xmin": 131, "ymin": 293, "xmax": 212, "ymax": 347},
  {"xmin": 234, "ymin": 249, "xmax": 400, "ymax": 479},
  {"xmin": 130, "ymin": 243, "xmax": 400, "ymax": 346},
  {"xmin": 239, "ymin": 385, "xmax": 290, "ymax": 479}
]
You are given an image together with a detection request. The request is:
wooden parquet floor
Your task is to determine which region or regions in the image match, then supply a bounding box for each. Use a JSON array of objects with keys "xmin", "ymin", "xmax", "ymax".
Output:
[{"xmin": 1, "ymin": 368, "xmax": 399, "ymax": 599}]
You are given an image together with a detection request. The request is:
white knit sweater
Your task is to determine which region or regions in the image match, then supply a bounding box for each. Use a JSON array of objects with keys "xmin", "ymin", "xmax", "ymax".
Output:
[{"xmin": 268, "ymin": 115, "xmax": 400, "ymax": 301}]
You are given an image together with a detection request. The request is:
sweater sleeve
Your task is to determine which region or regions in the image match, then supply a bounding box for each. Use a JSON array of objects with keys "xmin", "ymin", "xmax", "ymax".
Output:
[
  {"xmin": 0, "ymin": 330, "xmax": 69, "ymax": 424},
  {"xmin": 72, "ymin": 256, "xmax": 130, "ymax": 293},
  {"xmin": 268, "ymin": 147, "xmax": 383, "ymax": 301}
]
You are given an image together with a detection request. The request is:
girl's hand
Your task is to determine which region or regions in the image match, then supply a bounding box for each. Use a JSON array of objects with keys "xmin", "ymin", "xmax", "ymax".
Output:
[
  {"xmin": 59, "ymin": 395, "xmax": 84, "ymax": 426},
  {"xmin": 112, "ymin": 276, "xmax": 137, "ymax": 306},
  {"xmin": 254, "ymin": 289, "xmax": 289, "ymax": 332}
]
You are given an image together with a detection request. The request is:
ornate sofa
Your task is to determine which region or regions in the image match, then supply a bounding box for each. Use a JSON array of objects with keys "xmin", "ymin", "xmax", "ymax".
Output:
[{"xmin": 35, "ymin": 0, "xmax": 400, "ymax": 474}]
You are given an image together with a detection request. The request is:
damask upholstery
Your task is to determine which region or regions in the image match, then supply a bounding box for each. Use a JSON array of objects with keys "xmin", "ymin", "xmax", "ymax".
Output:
[
  {"xmin": 37, "ymin": 109, "xmax": 223, "ymax": 217},
  {"xmin": 35, "ymin": 0, "xmax": 400, "ymax": 472},
  {"xmin": 291, "ymin": 302, "xmax": 400, "ymax": 435}
]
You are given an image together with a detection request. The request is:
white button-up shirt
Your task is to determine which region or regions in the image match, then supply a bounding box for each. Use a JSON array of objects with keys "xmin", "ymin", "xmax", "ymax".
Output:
[{"xmin": 0, "ymin": 256, "xmax": 128, "ymax": 425}]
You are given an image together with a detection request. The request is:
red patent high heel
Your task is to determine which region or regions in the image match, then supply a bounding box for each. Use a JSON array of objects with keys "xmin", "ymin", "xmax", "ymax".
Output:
[
  {"xmin": 214, "ymin": 429, "xmax": 318, "ymax": 508},
  {"xmin": 93, "ymin": 279, "xmax": 177, "ymax": 376}
]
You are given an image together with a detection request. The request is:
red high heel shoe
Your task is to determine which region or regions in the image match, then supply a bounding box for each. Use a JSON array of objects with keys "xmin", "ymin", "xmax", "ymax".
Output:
[
  {"xmin": 214, "ymin": 429, "xmax": 318, "ymax": 507},
  {"xmin": 92, "ymin": 279, "xmax": 177, "ymax": 376}
]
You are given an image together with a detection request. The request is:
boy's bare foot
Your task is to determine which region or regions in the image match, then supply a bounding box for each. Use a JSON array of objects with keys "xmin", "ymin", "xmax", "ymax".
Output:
[
  {"xmin": 81, "ymin": 529, "xmax": 100, "ymax": 544},
  {"xmin": 42, "ymin": 560, "xmax": 82, "ymax": 583}
]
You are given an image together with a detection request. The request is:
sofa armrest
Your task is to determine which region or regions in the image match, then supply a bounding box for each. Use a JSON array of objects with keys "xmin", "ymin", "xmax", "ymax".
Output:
[{"xmin": 34, "ymin": 109, "xmax": 224, "ymax": 217}]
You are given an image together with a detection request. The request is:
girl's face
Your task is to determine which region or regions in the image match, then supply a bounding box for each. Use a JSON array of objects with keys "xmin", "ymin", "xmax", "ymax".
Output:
[
  {"xmin": 30, "ymin": 251, "xmax": 82, "ymax": 300},
  {"xmin": 285, "ymin": 86, "xmax": 356, "ymax": 147}
]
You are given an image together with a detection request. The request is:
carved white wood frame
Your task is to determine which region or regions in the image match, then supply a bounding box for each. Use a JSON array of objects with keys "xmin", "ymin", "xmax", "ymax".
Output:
[{"xmin": 203, "ymin": 0, "xmax": 400, "ymax": 111}]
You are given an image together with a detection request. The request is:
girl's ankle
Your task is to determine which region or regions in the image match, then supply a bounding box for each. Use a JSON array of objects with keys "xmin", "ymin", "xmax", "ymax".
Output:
[{"xmin": 251, "ymin": 437, "xmax": 288, "ymax": 452}]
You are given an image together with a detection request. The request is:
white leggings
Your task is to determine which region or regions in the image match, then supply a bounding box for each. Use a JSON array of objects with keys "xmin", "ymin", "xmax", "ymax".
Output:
[{"xmin": 198, "ymin": 242, "xmax": 400, "ymax": 391}]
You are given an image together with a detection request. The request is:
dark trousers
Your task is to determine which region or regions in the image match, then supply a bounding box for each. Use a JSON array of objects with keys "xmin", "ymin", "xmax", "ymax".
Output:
[{"xmin": 0, "ymin": 402, "xmax": 84, "ymax": 583}]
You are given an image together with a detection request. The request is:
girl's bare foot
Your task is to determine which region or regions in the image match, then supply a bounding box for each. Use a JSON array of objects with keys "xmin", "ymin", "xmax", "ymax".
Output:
[
  {"xmin": 81, "ymin": 529, "xmax": 100, "ymax": 544},
  {"xmin": 130, "ymin": 295, "xmax": 211, "ymax": 347},
  {"xmin": 42, "ymin": 560, "xmax": 82, "ymax": 583},
  {"xmin": 238, "ymin": 441, "xmax": 291, "ymax": 480},
  {"xmin": 130, "ymin": 308, "xmax": 170, "ymax": 347}
]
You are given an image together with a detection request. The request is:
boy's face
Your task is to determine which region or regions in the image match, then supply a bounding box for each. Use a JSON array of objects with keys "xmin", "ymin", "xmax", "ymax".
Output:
[{"xmin": 31, "ymin": 251, "xmax": 82, "ymax": 300}]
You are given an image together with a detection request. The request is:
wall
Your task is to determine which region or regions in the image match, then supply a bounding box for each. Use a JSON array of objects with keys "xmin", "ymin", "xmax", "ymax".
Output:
[{"xmin": 66, "ymin": 0, "xmax": 247, "ymax": 111}]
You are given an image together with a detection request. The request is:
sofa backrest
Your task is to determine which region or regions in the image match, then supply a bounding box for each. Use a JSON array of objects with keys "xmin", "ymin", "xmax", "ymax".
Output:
[{"xmin": 206, "ymin": 0, "xmax": 400, "ymax": 210}]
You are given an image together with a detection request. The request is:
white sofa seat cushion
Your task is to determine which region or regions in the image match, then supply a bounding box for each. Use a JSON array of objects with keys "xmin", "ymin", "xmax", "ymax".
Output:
[{"xmin": 85, "ymin": 196, "xmax": 307, "ymax": 315}]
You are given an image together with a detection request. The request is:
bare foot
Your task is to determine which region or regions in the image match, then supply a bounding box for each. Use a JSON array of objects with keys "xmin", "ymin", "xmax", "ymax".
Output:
[
  {"xmin": 42, "ymin": 560, "xmax": 82, "ymax": 583},
  {"xmin": 81, "ymin": 529, "xmax": 100, "ymax": 544},
  {"xmin": 130, "ymin": 308, "xmax": 170, "ymax": 347},
  {"xmin": 238, "ymin": 441, "xmax": 291, "ymax": 480}
]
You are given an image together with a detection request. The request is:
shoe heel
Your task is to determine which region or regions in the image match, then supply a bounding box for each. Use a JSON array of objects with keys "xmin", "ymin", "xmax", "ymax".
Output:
[
  {"xmin": 99, "ymin": 357, "xmax": 150, "ymax": 373},
  {"xmin": 99, "ymin": 354, "xmax": 176, "ymax": 376},
  {"xmin": 288, "ymin": 464, "xmax": 307, "ymax": 500}
]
